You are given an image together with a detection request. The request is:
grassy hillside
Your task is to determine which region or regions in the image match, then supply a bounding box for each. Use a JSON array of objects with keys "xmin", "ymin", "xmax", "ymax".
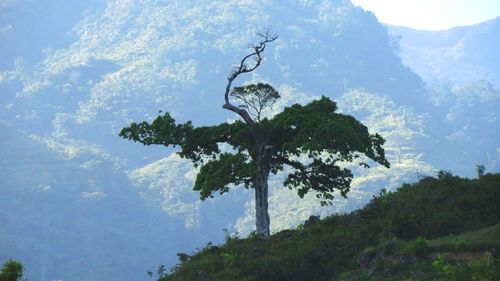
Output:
[{"xmin": 154, "ymin": 172, "xmax": 499, "ymax": 281}]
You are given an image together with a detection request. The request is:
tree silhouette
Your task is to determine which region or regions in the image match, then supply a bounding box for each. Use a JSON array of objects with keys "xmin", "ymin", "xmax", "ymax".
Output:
[{"xmin": 120, "ymin": 32, "xmax": 389, "ymax": 236}]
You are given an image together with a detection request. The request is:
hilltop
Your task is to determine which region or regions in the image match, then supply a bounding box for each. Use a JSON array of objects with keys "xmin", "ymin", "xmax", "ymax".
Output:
[{"xmin": 159, "ymin": 172, "xmax": 500, "ymax": 281}]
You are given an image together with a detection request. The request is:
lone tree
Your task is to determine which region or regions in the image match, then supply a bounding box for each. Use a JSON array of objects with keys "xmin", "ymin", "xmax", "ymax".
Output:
[{"xmin": 120, "ymin": 32, "xmax": 389, "ymax": 236}]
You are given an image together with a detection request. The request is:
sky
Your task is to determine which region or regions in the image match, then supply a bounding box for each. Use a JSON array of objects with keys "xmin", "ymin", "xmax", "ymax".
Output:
[{"xmin": 351, "ymin": 0, "xmax": 500, "ymax": 30}]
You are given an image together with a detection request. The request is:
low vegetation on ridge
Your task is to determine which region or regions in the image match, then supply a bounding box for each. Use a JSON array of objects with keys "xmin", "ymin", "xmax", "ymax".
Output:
[{"xmin": 156, "ymin": 171, "xmax": 499, "ymax": 281}]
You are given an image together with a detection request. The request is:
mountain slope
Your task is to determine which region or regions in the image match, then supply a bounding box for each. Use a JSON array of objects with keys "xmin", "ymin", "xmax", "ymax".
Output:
[
  {"xmin": 388, "ymin": 19, "xmax": 500, "ymax": 177},
  {"xmin": 0, "ymin": 0, "xmax": 433, "ymax": 242},
  {"xmin": 0, "ymin": 123, "xmax": 200, "ymax": 281}
]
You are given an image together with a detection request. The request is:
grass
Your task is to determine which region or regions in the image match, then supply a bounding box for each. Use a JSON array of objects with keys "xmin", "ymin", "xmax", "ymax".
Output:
[
  {"xmin": 429, "ymin": 222, "xmax": 500, "ymax": 253},
  {"xmin": 352, "ymin": 223, "xmax": 500, "ymax": 280}
]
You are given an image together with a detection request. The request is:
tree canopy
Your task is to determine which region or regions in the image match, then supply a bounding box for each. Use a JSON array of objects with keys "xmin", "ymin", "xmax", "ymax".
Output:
[
  {"xmin": 231, "ymin": 83, "xmax": 280, "ymax": 122},
  {"xmin": 120, "ymin": 32, "xmax": 389, "ymax": 235},
  {"xmin": 120, "ymin": 94, "xmax": 389, "ymax": 205}
]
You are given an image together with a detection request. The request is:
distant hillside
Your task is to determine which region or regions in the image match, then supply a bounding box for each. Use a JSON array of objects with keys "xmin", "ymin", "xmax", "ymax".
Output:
[
  {"xmin": 0, "ymin": 123, "xmax": 201, "ymax": 281},
  {"xmin": 160, "ymin": 173, "xmax": 500, "ymax": 281},
  {"xmin": 388, "ymin": 18, "xmax": 500, "ymax": 179},
  {"xmin": 389, "ymin": 17, "xmax": 500, "ymax": 86}
]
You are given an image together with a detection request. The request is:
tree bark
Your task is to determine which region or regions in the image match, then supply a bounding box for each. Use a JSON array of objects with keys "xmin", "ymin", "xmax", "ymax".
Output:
[{"xmin": 253, "ymin": 155, "xmax": 270, "ymax": 236}]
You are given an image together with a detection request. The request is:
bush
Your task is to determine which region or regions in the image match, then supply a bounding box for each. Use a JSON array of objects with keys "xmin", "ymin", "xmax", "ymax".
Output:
[
  {"xmin": 403, "ymin": 237, "xmax": 429, "ymax": 257},
  {"xmin": 0, "ymin": 260, "xmax": 25, "ymax": 281},
  {"xmin": 432, "ymin": 253, "xmax": 497, "ymax": 281}
]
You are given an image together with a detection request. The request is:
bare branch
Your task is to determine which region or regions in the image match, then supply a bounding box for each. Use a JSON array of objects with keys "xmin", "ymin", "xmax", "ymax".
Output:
[{"xmin": 223, "ymin": 31, "xmax": 278, "ymax": 125}]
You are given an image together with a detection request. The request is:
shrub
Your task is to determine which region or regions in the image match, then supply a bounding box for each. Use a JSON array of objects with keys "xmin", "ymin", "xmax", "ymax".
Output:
[
  {"xmin": 0, "ymin": 260, "xmax": 25, "ymax": 281},
  {"xmin": 403, "ymin": 237, "xmax": 429, "ymax": 257}
]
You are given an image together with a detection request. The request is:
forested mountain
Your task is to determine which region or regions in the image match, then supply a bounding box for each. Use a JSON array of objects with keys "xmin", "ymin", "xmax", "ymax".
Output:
[{"xmin": 0, "ymin": 1, "xmax": 498, "ymax": 280}]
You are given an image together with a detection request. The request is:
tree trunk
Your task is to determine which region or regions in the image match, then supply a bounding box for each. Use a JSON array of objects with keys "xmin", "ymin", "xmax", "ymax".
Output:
[{"xmin": 253, "ymin": 163, "xmax": 270, "ymax": 236}]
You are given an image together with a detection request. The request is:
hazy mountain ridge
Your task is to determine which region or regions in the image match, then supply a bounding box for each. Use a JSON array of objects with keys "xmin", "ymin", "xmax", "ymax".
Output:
[
  {"xmin": 389, "ymin": 20, "xmax": 500, "ymax": 175},
  {"xmin": 0, "ymin": 123, "xmax": 205, "ymax": 281},
  {"xmin": 388, "ymin": 16, "xmax": 500, "ymax": 86}
]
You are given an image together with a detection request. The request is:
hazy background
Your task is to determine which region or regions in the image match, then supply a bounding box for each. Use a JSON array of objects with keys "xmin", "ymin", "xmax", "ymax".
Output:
[{"xmin": 1, "ymin": 1, "xmax": 498, "ymax": 280}]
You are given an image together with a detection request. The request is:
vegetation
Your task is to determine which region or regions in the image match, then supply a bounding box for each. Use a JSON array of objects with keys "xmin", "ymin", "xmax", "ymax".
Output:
[
  {"xmin": 156, "ymin": 172, "xmax": 499, "ymax": 281},
  {"xmin": 0, "ymin": 260, "xmax": 25, "ymax": 281},
  {"xmin": 120, "ymin": 33, "xmax": 389, "ymax": 236}
]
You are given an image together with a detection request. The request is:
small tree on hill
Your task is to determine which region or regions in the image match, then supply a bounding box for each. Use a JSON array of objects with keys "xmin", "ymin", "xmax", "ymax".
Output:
[{"xmin": 120, "ymin": 32, "xmax": 390, "ymax": 236}]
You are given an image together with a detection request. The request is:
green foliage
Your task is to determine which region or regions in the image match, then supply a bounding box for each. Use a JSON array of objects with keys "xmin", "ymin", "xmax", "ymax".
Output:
[
  {"xmin": 176, "ymin": 253, "xmax": 191, "ymax": 264},
  {"xmin": 0, "ymin": 260, "xmax": 25, "ymax": 281},
  {"xmin": 468, "ymin": 253, "xmax": 497, "ymax": 281},
  {"xmin": 453, "ymin": 238, "xmax": 467, "ymax": 251},
  {"xmin": 156, "ymin": 265, "xmax": 167, "ymax": 279},
  {"xmin": 120, "ymin": 94, "xmax": 389, "ymax": 205},
  {"xmin": 231, "ymin": 83, "xmax": 280, "ymax": 121},
  {"xmin": 247, "ymin": 231, "xmax": 259, "ymax": 240},
  {"xmin": 194, "ymin": 153, "xmax": 253, "ymax": 199},
  {"xmin": 432, "ymin": 255, "xmax": 460, "ymax": 280},
  {"xmin": 436, "ymin": 170, "xmax": 458, "ymax": 184},
  {"xmin": 223, "ymin": 228, "xmax": 239, "ymax": 244},
  {"xmin": 160, "ymin": 173, "xmax": 500, "ymax": 281},
  {"xmin": 361, "ymin": 173, "xmax": 500, "ymax": 240},
  {"xmin": 429, "ymin": 221, "xmax": 500, "ymax": 253},
  {"xmin": 220, "ymin": 251, "xmax": 239, "ymax": 267},
  {"xmin": 402, "ymin": 237, "xmax": 429, "ymax": 257},
  {"xmin": 432, "ymin": 253, "xmax": 497, "ymax": 281},
  {"xmin": 295, "ymin": 223, "xmax": 304, "ymax": 231}
]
